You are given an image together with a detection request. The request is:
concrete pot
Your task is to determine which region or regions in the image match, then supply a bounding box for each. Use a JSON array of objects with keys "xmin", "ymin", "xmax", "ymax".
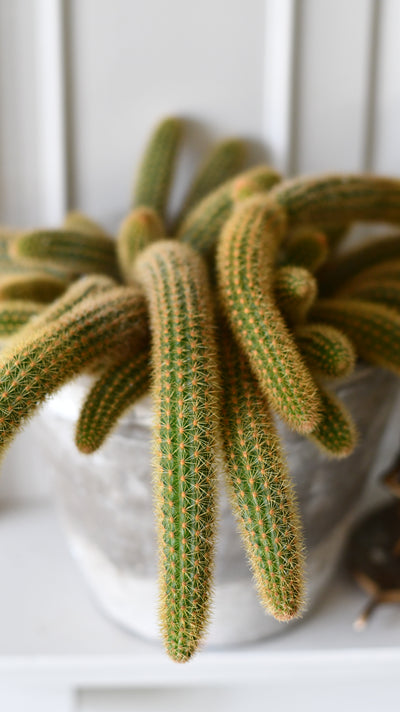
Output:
[{"xmin": 37, "ymin": 365, "xmax": 400, "ymax": 647}]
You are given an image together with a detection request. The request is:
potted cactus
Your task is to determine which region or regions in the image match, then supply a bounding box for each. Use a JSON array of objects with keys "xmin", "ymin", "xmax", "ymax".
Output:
[{"xmin": 1, "ymin": 118, "xmax": 400, "ymax": 662}]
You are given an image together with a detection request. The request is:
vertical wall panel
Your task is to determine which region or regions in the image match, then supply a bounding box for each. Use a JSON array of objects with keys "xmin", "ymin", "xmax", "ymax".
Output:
[
  {"xmin": 0, "ymin": 0, "xmax": 67, "ymax": 227},
  {"xmin": 263, "ymin": 0, "xmax": 298, "ymax": 174},
  {"xmin": 292, "ymin": 0, "xmax": 376, "ymax": 175},
  {"xmin": 65, "ymin": 0, "xmax": 266, "ymax": 221},
  {"xmin": 0, "ymin": 1, "xmax": 42, "ymax": 225},
  {"xmin": 371, "ymin": 0, "xmax": 400, "ymax": 176}
]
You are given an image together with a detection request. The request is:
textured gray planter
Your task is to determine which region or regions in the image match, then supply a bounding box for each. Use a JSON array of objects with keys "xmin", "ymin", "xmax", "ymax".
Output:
[{"xmin": 37, "ymin": 365, "xmax": 400, "ymax": 647}]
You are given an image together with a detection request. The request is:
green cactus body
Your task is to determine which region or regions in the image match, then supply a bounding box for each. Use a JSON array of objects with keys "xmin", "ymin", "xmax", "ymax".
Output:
[
  {"xmin": 319, "ymin": 235, "xmax": 400, "ymax": 295},
  {"xmin": 178, "ymin": 166, "xmax": 281, "ymax": 255},
  {"xmin": 339, "ymin": 258, "xmax": 400, "ymax": 287},
  {"xmin": 217, "ymin": 196, "xmax": 321, "ymax": 434},
  {"xmin": 340, "ymin": 279, "xmax": 400, "ymax": 312},
  {"xmin": 309, "ymin": 386, "xmax": 358, "ymax": 458},
  {"xmin": 283, "ymin": 227, "xmax": 328, "ymax": 273},
  {"xmin": 0, "ymin": 272, "xmax": 66, "ymax": 303},
  {"xmin": 0, "ymin": 300, "xmax": 43, "ymax": 336},
  {"xmin": 176, "ymin": 138, "xmax": 246, "ymax": 227},
  {"xmin": 76, "ymin": 350, "xmax": 150, "ymax": 453},
  {"xmin": 311, "ymin": 298, "xmax": 400, "ymax": 375},
  {"xmin": 273, "ymin": 175, "xmax": 400, "ymax": 227},
  {"xmin": 11, "ymin": 230, "xmax": 119, "ymax": 278},
  {"xmin": 296, "ymin": 323, "xmax": 356, "ymax": 379},
  {"xmin": 3, "ymin": 275, "xmax": 116, "ymax": 354},
  {"xmin": 274, "ymin": 265, "xmax": 318, "ymax": 324},
  {"xmin": 0, "ymin": 287, "xmax": 148, "ymax": 456},
  {"xmin": 63, "ymin": 211, "xmax": 109, "ymax": 237},
  {"xmin": 117, "ymin": 207, "xmax": 164, "ymax": 283},
  {"xmin": 135, "ymin": 240, "xmax": 219, "ymax": 663},
  {"xmin": 220, "ymin": 327, "xmax": 305, "ymax": 620},
  {"xmin": 133, "ymin": 117, "xmax": 183, "ymax": 219},
  {"xmin": 36, "ymin": 274, "xmax": 116, "ymax": 325}
]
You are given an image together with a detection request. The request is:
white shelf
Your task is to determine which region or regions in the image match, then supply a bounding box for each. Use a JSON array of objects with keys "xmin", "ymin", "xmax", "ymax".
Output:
[{"xmin": 0, "ymin": 501, "xmax": 400, "ymax": 691}]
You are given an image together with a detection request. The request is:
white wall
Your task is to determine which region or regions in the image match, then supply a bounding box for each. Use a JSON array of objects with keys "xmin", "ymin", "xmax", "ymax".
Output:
[{"xmin": 0, "ymin": 0, "xmax": 399, "ymax": 499}]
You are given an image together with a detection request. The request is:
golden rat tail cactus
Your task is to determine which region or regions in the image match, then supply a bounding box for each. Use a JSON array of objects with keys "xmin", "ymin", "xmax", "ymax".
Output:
[
  {"xmin": 274, "ymin": 265, "xmax": 318, "ymax": 325},
  {"xmin": 178, "ymin": 165, "xmax": 281, "ymax": 254},
  {"xmin": 12, "ymin": 229, "xmax": 119, "ymax": 279},
  {"xmin": 76, "ymin": 350, "xmax": 150, "ymax": 454},
  {"xmin": 176, "ymin": 138, "xmax": 246, "ymax": 227},
  {"xmin": 132, "ymin": 117, "xmax": 183, "ymax": 220},
  {"xmin": 217, "ymin": 195, "xmax": 321, "ymax": 434},
  {"xmin": 3, "ymin": 118, "xmax": 400, "ymax": 664},
  {"xmin": 219, "ymin": 324, "xmax": 305, "ymax": 620},
  {"xmin": 134, "ymin": 240, "xmax": 220, "ymax": 663}
]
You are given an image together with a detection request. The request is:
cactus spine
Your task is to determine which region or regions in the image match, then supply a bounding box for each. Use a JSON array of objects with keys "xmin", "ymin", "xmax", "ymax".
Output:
[
  {"xmin": 296, "ymin": 323, "xmax": 356, "ymax": 380},
  {"xmin": 311, "ymin": 298, "xmax": 400, "ymax": 375},
  {"xmin": 117, "ymin": 207, "xmax": 164, "ymax": 283},
  {"xmin": 176, "ymin": 138, "xmax": 246, "ymax": 227},
  {"xmin": 217, "ymin": 196, "xmax": 321, "ymax": 434},
  {"xmin": 133, "ymin": 117, "xmax": 183, "ymax": 219},
  {"xmin": 219, "ymin": 326, "xmax": 305, "ymax": 619},
  {"xmin": 76, "ymin": 350, "xmax": 150, "ymax": 453},
  {"xmin": 274, "ymin": 266, "xmax": 318, "ymax": 325},
  {"xmin": 135, "ymin": 240, "xmax": 220, "ymax": 662},
  {"xmin": 178, "ymin": 166, "xmax": 281, "ymax": 254},
  {"xmin": 11, "ymin": 229, "xmax": 119, "ymax": 279}
]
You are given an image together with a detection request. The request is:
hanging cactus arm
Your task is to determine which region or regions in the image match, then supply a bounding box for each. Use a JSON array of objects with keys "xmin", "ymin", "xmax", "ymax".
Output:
[
  {"xmin": 176, "ymin": 138, "xmax": 246, "ymax": 227},
  {"xmin": 76, "ymin": 350, "xmax": 150, "ymax": 453},
  {"xmin": 340, "ymin": 279, "xmax": 400, "ymax": 313},
  {"xmin": 63, "ymin": 211, "xmax": 110, "ymax": 237},
  {"xmin": 178, "ymin": 165, "xmax": 281, "ymax": 254},
  {"xmin": 283, "ymin": 227, "xmax": 329, "ymax": 273},
  {"xmin": 132, "ymin": 117, "xmax": 183, "ymax": 219},
  {"xmin": 220, "ymin": 326, "xmax": 305, "ymax": 620},
  {"xmin": 0, "ymin": 287, "xmax": 148, "ymax": 457},
  {"xmin": 274, "ymin": 265, "xmax": 318, "ymax": 325},
  {"xmin": 11, "ymin": 230, "xmax": 119, "ymax": 279},
  {"xmin": 296, "ymin": 323, "xmax": 356, "ymax": 379},
  {"xmin": 273, "ymin": 175, "xmax": 400, "ymax": 227},
  {"xmin": 311, "ymin": 298, "xmax": 400, "ymax": 375},
  {"xmin": 0, "ymin": 272, "xmax": 67, "ymax": 303},
  {"xmin": 339, "ymin": 258, "xmax": 400, "ymax": 287},
  {"xmin": 2, "ymin": 275, "xmax": 117, "ymax": 355},
  {"xmin": 0, "ymin": 300, "xmax": 43, "ymax": 336},
  {"xmin": 117, "ymin": 207, "xmax": 164, "ymax": 284},
  {"xmin": 318, "ymin": 235, "xmax": 400, "ymax": 296},
  {"xmin": 135, "ymin": 240, "xmax": 220, "ymax": 663},
  {"xmin": 308, "ymin": 386, "xmax": 358, "ymax": 458},
  {"xmin": 217, "ymin": 195, "xmax": 321, "ymax": 434}
]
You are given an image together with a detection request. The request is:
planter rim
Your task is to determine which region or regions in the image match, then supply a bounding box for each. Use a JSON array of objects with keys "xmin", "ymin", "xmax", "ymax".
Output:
[{"xmin": 44, "ymin": 360, "xmax": 382, "ymax": 425}]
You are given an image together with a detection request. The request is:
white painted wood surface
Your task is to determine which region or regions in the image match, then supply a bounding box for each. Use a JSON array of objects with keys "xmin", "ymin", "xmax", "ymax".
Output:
[{"xmin": 1, "ymin": 504, "xmax": 400, "ymax": 710}]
